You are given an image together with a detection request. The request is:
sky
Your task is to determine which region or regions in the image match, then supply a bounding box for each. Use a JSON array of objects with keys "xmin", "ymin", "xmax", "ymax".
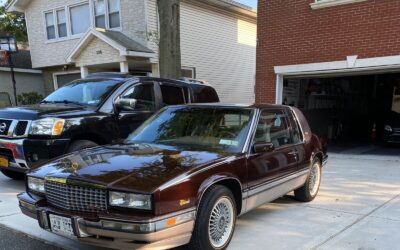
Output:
[{"xmin": 236, "ymin": 0, "xmax": 258, "ymax": 9}]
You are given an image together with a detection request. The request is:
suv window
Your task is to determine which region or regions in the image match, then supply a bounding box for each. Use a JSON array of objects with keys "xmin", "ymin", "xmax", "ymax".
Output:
[
  {"xmin": 254, "ymin": 110, "xmax": 292, "ymax": 148},
  {"xmin": 122, "ymin": 83, "xmax": 156, "ymax": 111},
  {"xmin": 160, "ymin": 84, "xmax": 186, "ymax": 105}
]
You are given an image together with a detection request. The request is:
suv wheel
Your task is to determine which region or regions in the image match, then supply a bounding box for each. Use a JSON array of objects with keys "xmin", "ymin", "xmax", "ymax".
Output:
[
  {"xmin": 1, "ymin": 169, "xmax": 24, "ymax": 180},
  {"xmin": 294, "ymin": 158, "xmax": 322, "ymax": 202},
  {"xmin": 67, "ymin": 140, "xmax": 98, "ymax": 153},
  {"xmin": 189, "ymin": 185, "xmax": 237, "ymax": 250}
]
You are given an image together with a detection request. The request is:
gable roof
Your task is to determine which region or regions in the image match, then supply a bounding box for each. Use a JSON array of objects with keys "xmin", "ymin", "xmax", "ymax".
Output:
[
  {"xmin": 7, "ymin": 0, "xmax": 256, "ymax": 17},
  {"xmin": 66, "ymin": 28, "xmax": 155, "ymax": 63}
]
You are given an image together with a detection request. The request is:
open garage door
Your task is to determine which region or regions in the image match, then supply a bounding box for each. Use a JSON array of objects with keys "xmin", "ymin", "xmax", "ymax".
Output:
[{"xmin": 282, "ymin": 73, "xmax": 400, "ymax": 145}]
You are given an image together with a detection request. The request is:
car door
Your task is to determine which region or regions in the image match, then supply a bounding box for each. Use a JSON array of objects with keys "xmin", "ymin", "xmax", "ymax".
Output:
[
  {"xmin": 117, "ymin": 82, "xmax": 158, "ymax": 139},
  {"xmin": 158, "ymin": 82, "xmax": 189, "ymax": 106},
  {"xmin": 246, "ymin": 109, "xmax": 299, "ymax": 190}
]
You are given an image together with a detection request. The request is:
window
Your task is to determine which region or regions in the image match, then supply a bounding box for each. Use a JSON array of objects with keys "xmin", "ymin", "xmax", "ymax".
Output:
[
  {"xmin": 181, "ymin": 67, "xmax": 196, "ymax": 78},
  {"xmin": 45, "ymin": 12, "xmax": 56, "ymax": 40},
  {"xmin": 108, "ymin": 0, "xmax": 120, "ymax": 28},
  {"xmin": 254, "ymin": 110, "xmax": 292, "ymax": 148},
  {"xmin": 287, "ymin": 111, "xmax": 302, "ymax": 144},
  {"xmin": 70, "ymin": 3, "xmax": 90, "ymax": 35},
  {"xmin": 160, "ymin": 85, "xmax": 186, "ymax": 105},
  {"xmin": 94, "ymin": 0, "xmax": 120, "ymax": 29},
  {"xmin": 56, "ymin": 9, "xmax": 67, "ymax": 38},
  {"xmin": 94, "ymin": 0, "xmax": 106, "ymax": 28},
  {"xmin": 121, "ymin": 84, "xmax": 156, "ymax": 111}
]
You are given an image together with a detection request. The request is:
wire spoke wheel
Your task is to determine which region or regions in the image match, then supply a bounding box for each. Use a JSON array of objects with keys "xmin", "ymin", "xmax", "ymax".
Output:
[
  {"xmin": 308, "ymin": 162, "xmax": 321, "ymax": 197},
  {"xmin": 208, "ymin": 197, "xmax": 234, "ymax": 249}
]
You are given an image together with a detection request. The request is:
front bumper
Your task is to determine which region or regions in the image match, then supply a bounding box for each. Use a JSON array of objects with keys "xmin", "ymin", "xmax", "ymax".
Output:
[
  {"xmin": 383, "ymin": 130, "xmax": 400, "ymax": 143},
  {"xmin": 0, "ymin": 138, "xmax": 70, "ymax": 172},
  {"xmin": 18, "ymin": 192, "xmax": 196, "ymax": 249}
]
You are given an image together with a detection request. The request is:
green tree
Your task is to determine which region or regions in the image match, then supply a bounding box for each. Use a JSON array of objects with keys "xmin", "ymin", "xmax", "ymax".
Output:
[{"xmin": 0, "ymin": 0, "xmax": 27, "ymax": 42}]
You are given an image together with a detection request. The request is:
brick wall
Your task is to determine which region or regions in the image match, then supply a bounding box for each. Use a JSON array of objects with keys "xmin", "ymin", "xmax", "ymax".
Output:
[{"xmin": 256, "ymin": 0, "xmax": 400, "ymax": 104}]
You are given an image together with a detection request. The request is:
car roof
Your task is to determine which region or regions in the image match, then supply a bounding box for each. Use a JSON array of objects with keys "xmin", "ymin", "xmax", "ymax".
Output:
[
  {"xmin": 83, "ymin": 73, "xmax": 212, "ymax": 87},
  {"xmin": 171, "ymin": 103, "xmax": 291, "ymax": 109}
]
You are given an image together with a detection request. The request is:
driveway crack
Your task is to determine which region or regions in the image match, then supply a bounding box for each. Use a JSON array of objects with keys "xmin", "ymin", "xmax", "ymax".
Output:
[{"xmin": 311, "ymin": 193, "xmax": 400, "ymax": 250}]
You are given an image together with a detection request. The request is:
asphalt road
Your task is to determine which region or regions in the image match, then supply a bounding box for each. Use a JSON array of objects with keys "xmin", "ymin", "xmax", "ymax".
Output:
[
  {"xmin": 0, "ymin": 225, "xmax": 62, "ymax": 250},
  {"xmin": 0, "ymin": 144, "xmax": 398, "ymax": 250}
]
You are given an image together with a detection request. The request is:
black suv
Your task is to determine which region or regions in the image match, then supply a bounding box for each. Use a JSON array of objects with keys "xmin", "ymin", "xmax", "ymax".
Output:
[{"xmin": 0, "ymin": 73, "xmax": 219, "ymax": 179}]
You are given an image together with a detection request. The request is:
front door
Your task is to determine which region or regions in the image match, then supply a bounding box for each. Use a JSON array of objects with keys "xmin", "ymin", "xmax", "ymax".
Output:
[
  {"xmin": 117, "ymin": 82, "xmax": 157, "ymax": 139},
  {"xmin": 246, "ymin": 109, "xmax": 299, "ymax": 190}
]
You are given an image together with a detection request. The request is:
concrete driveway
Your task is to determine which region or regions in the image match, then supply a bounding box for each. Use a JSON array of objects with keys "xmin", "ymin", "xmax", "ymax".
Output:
[{"xmin": 0, "ymin": 145, "xmax": 399, "ymax": 250}]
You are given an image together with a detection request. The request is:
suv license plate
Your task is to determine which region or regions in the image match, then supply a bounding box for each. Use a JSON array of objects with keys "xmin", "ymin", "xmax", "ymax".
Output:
[
  {"xmin": 49, "ymin": 214, "xmax": 75, "ymax": 237},
  {"xmin": 0, "ymin": 156, "xmax": 8, "ymax": 168}
]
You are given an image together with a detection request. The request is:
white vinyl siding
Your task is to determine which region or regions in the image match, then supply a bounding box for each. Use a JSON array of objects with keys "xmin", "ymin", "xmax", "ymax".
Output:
[{"xmin": 146, "ymin": 1, "xmax": 256, "ymax": 103}]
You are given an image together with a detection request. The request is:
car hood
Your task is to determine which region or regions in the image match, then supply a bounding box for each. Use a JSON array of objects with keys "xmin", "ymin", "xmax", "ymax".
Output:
[
  {"xmin": 0, "ymin": 104, "xmax": 90, "ymax": 120},
  {"xmin": 29, "ymin": 144, "xmax": 233, "ymax": 193}
]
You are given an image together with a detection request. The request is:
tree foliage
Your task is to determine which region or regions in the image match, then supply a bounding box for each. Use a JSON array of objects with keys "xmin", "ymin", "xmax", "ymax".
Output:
[{"xmin": 0, "ymin": 0, "xmax": 27, "ymax": 42}]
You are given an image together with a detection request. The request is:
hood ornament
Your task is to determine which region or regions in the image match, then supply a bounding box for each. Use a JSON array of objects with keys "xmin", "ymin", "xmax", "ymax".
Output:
[{"xmin": 71, "ymin": 162, "xmax": 79, "ymax": 173}]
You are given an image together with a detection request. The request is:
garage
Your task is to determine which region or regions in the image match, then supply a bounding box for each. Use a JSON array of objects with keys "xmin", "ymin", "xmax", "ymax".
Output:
[{"xmin": 281, "ymin": 72, "xmax": 400, "ymax": 145}]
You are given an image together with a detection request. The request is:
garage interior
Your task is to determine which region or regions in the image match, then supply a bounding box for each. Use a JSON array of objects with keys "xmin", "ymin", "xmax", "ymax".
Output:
[{"xmin": 282, "ymin": 73, "xmax": 400, "ymax": 145}]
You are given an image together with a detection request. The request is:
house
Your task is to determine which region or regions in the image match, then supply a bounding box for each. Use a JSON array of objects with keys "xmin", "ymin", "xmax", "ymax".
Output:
[
  {"xmin": 0, "ymin": 45, "xmax": 44, "ymax": 106},
  {"xmin": 256, "ymin": 0, "xmax": 400, "ymax": 142},
  {"xmin": 7, "ymin": 0, "xmax": 257, "ymax": 103}
]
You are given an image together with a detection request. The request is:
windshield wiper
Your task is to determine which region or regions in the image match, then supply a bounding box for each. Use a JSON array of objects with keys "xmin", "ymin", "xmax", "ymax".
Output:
[{"xmin": 49, "ymin": 100, "xmax": 86, "ymax": 106}]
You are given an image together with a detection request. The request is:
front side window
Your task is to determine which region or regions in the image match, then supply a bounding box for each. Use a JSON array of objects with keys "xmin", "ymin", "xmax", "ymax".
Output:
[
  {"xmin": 127, "ymin": 107, "xmax": 254, "ymax": 153},
  {"xmin": 254, "ymin": 110, "xmax": 292, "ymax": 148},
  {"xmin": 43, "ymin": 79, "xmax": 122, "ymax": 106},
  {"xmin": 45, "ymin": 12, "xmax": 56, "ymax": 40},
  {"xmin": 121, "ymin": 84, "xmax": 156, "ymax": 111},
  {"xmin": 70, "ymin": 3, "xmax": 90, "ymax": 35},
  {"xmin": 94, "ymin": 0, "xmax": 120, "ymax": 29}
]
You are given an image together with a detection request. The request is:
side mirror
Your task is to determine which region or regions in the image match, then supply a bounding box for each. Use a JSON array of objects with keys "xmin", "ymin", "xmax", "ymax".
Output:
[
  {"xmin": 253, "ymin": 142, "xmax": 275, "ymax": 153},
  {"xmin": 115, "ymin": 98, "xmax": 137, "ymax": 111}
]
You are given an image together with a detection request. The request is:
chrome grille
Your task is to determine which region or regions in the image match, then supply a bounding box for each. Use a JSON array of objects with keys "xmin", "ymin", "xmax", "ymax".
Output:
[
  {"xmin": 45, "ymin": 181, "xmax": 107, "ymax": 213},
  {"xmin": 0, "ymin": 119, "xmax": 12, "ymax": 136},
  {"xmin": 0, "ymin": 119, "xmax": 30, "ymax": 138}
]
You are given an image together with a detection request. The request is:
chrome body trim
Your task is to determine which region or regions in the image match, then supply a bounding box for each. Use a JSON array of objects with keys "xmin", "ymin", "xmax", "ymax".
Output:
[
  {"xmin": 242, "ymin": 108, "xmax": 260, "ymax": 153},
  {"xmin": 241, "ymin": 168, "xmax": 310, "ymax": 214}
]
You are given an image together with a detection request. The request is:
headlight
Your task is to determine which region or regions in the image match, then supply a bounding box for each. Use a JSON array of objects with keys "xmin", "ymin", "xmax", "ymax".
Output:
[
  {"xmin": 109, "ymin": 191, "xmax": 152, "ymax": 210},
  {"xmin": 27, "ymin": 177, "xmax": 45, "ymax": 193},
  {"xmin": 384, "ymin": 125, "xmax": 392, "ymax": 132},
  {"xmin": 30, "ymin": 118, "xmax": 65, "ymax": 136}
]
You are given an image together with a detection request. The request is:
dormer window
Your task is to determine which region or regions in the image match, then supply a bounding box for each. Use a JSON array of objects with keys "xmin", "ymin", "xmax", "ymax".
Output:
[{"xmin": 94, "ymin": 0, "xmax": 120, "ymax": 29}]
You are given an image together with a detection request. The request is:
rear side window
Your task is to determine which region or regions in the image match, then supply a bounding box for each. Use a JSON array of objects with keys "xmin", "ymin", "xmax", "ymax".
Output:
[
  {"xmin": 160, "ymin": 85, "xmax": 186, "ymax": 105},
  {"xmin": 254, "ymin": 110, "xmax": 292, "ymax": 148},
  {"xmin": 287, "ymin": 110, "xmax": 303, "ymax": 143},
  {"xmin": 192, "ymin": 86, "xmax": 219, "ymax": 103}
]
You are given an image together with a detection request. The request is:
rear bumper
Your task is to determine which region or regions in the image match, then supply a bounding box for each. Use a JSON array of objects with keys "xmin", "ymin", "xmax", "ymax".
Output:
[
  {"xmin": 0, "ymin": 138, "xmax": 70, "ymax": 171},
  {"xmin": 18, "ymin": 192, "xmax": 196, "ymax": 249}
]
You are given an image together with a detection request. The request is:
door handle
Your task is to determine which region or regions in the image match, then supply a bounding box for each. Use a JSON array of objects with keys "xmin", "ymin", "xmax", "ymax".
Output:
[{"xmin": 288, "ymin": 151, "xmax": 298, "ymax": 159}]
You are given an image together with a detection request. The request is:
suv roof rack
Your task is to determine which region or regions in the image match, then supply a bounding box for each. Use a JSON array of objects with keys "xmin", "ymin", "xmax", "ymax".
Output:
[
  {"xmin": 85, "ymin": 72, "xmax": 133, "ymax": 79},
  {"xmin": 178, "ymin": 77, "xmax": 209, "ymax": 85}
]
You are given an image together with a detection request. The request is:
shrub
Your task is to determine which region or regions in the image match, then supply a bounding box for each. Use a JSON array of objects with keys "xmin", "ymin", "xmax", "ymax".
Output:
[{"xmin": 17, "ymin": 92, "xmax": 43, "ymax": 105}]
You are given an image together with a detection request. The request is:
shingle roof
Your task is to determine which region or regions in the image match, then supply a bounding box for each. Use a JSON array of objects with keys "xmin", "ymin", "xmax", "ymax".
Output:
[{"xmin": 97, "ymin": 29, "xmax": 154, "ymax": 53}]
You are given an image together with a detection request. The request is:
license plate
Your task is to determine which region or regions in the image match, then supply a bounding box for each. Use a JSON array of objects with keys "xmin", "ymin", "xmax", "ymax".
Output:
[
  {"xmin": 0, "ymin": 156, "xmax": 8, "ymax": 168},
  {"xmin": 49, "ymin": 214, "xmax": 75, "ymax": 237}
]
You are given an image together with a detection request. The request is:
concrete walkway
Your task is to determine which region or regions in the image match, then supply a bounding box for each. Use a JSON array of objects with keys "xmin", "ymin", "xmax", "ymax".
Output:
[
  {"xmin": 230, "ymin": 152, "xmax": 400, "ymax": 250},
  {"xmin": 0, "ymin": 149, "xmax": 399, "ymax": 250}
]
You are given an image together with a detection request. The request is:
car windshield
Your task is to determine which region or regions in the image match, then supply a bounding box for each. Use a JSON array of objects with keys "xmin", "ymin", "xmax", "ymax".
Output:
[
  {"xmin": 126, "ymin": 106, "xmax": 254, "ymax": 153},
  {"xmin": 43, "ymin": 79, "xmax": 122, "ymax": 106}
]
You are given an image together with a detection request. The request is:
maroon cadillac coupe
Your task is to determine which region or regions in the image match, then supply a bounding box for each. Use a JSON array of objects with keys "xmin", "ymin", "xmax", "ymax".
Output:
[{"xmin": 18, "ymin": 104, "xmax": 327, "ymax": 250}]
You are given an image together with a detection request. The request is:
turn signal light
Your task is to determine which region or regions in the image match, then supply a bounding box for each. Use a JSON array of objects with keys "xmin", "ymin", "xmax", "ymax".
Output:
[{"xmin": 53, "ymin": 120, "xmax": 65, "ymax": 135}]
